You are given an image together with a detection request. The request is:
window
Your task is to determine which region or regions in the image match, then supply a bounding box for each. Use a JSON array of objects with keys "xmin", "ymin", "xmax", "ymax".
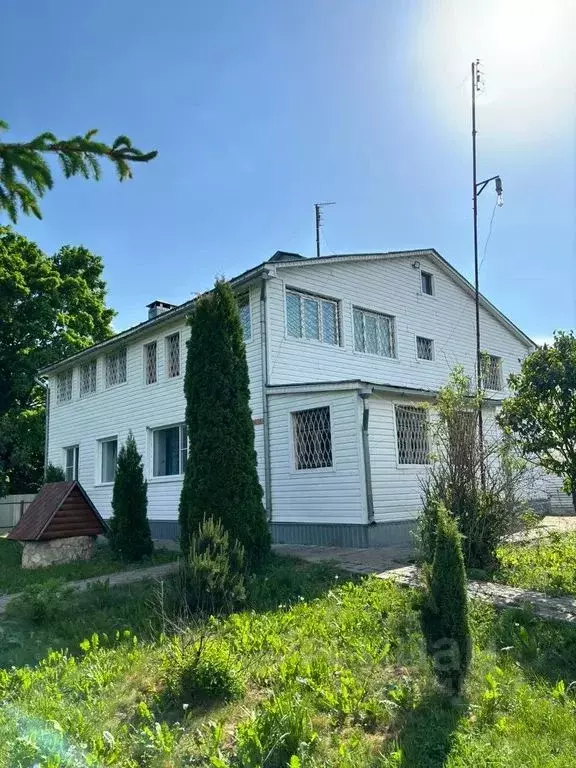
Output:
[
  {"xmin": 395, "ymin": 405, "xmax": 429, "ymax": 465},
  {"xmin": 165, "ymin": 333, "xmax": 180, "ymax": 378},
  {"xmin": 421, "ymin": 271, "xmax": 434, "ymax": 295},
  {"xmin": 100, "ymin": 438, "xmax": 118, "ymax": 483},
  {"xmin": 79, "ymin": 360, "xmax": 97, "ymax": 397},
  {"xmin": 105, "ymin": 348, "xmax": 127, "ymax": 388},
  {"xmin": 292, "ymin": 407, "xmax": 333, "ymax": 470},
  {"xmin": 483, "ymin": 355, "xmax": 503, "ymax": 390},
  {"xmin": 286, "ymin": 290, "xmax": 339, "ymax": 345},
  {"xmin": 56, "ymin": 370, "xmax": 73, "ymax": 404},
  {"xmin": 64, "ymin": 445, "xmax": 79, "ymax": 481},
  {"xmin": 144, "ymin": 341, "xmax": 157, "ymax": 384},
  {"xmin": 238, "ymin": 294, "xmax": 251, "ymax": 341},
  {"xmin": 353, "ymin": 308, "xmax": 395, "ymax": 357},
  {"xmin": 152, "ymin": 424, "xmax": 187, "ymax": 476},
  {"xmin": 416, "ymin": 336, "xmax": 434, "ymax": 361}
]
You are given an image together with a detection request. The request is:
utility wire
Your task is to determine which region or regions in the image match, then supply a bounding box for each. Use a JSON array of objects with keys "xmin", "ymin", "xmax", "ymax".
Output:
[{"xmin": 479, "ymin": 200, "xmax": 498, "ymax": 273}]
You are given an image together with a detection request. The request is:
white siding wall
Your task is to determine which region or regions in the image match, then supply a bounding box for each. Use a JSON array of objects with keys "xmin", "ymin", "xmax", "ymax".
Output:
[
  {"xmin": 268, "ymin": 390, "xmax": 365, "ymax": 524},
  {"xmin": 266, "ymin": 255, "xmax": 530, "ymax": 392},
  {"xmin": 47, "ymin": 284, "xmax": 265, "ymax": 521}
]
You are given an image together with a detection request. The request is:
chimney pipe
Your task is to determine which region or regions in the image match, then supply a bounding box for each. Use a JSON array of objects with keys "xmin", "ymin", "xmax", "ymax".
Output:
[{"xmin": 146, "ymin": 300, "xmax": 176, "ymax": 320}]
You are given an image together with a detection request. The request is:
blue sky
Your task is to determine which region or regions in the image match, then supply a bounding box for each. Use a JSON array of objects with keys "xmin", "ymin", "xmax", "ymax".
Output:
[{"xmin": 3, "ymin": 0, "xmax": 574, "ymax": 339}]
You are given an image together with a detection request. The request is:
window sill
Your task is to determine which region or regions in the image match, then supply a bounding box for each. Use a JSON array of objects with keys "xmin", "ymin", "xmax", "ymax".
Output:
[
  {"xmin": 94, "ymin": 482, "xmax": 114, "ymax": 488},
  {"xmin": 396, "ymin": 463, "xmax": 431, "ymax": 470},
  {"xmin": 289, "ymin": 465, "xmax": 336, "ymax": 477},
  {"xmin": 352, "ymin": 349, "xmax": 399, "ymax": 362},
  {"xmin": 104, "ymin": 381, "xmax": 128, "ymax": 391},
  {"xmin": 148, "ymin": 475, "xmax": 185, "ymax": 484},
  {"xmin": 284, "ymin": 335, "xmax": 343, "ymax": 349}
]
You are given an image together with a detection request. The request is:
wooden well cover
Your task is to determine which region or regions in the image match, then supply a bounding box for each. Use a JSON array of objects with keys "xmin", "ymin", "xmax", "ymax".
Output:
[{"xmin": 8, "ymin": 482, "xmax": 107, "ymax": 541}]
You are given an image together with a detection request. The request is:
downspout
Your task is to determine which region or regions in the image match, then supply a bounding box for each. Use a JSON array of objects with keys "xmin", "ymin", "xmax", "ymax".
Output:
[
  {"xmin": 359, "ymin": 391, "xmax": 375, "ymax": 524},
  {"xmin": 35, "ymin": 377, "xmax": 49, "ymax": 476},
  {"xmin": 260, "ymin": 274, "xmax": 273, "ymax": 521}
]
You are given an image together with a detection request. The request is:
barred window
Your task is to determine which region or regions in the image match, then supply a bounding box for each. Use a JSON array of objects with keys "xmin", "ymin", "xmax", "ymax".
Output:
[
  {"xmin": 483, "ymin": 355, "xmax": 503, "ymax": 390},
  {"xmin": 292, "ymin": 407, "xmax": 332, "ymax": 470},
  {"xmin": 105, "ymin": 348, "xmax": 127, "ymax": 388},
  {"xmin": 153, "ymin": 424, "xmax": 187, "ymax": 476},
  {"xmin": 79, "ymin": 360, "xmax": 97, "ymax": 397},
  {"xmin": 166, "ymin": 333, "xmax": 180, "ymax": 378},
  {"xmin": 416, "ymin": 336, "xmax": 434, "ymax": 361},
  {"xmin": 238, "ymin": 295, "xmax": 251, "ymax": 341},
  {"xmin": 395, "ymin": 405, "xmax": 429, "ymax": 465},
  {"xmin": 421, "ymin": 270, "xmax": 434, "ymax": 295},
  {"xmin": 353, "ymin": 308, "xmax": 395, "ymax": 357},
  {"xmin": 286, "ymin": 290, "xmax": 339, "ymax": 345},
  {"xmin": 144, "ymin": 341, "xmax": 157, "ymax": 385},
  {"xmin": 56, "ymin": 370, "xmax": 73, "ymax": 403}
]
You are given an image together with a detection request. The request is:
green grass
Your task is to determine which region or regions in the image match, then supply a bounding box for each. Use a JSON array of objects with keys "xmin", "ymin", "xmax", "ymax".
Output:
[
  {"xmin": 0, "ymin": 537, "xmax": 177, "ymax": 596},
  {"xmin": 495, "ymin": 532, "xmax": 576, "ymax": 596},
  {"xmin": 1, "ymin": 554, "xmax": 576, "ymax": 766}
]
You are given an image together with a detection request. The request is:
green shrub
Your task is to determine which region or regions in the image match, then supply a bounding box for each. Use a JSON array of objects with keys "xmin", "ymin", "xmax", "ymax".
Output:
[
  {"xmin": 109, "ymin": 431, "xmax": 153, "ymax": 561},
  {"xmin": 178, "ymin": 516, "xmax": 246, "ymax": 616},
  {"xmin": 421, "ymin": 502, "xmax": 471, "ymax": 696},
  {"xmin": 6, "ymin": 579, "xmax": 73, "ymax": 625},
  {"xmin": 44, "ymin": 463, "xmax": 65, "ymax": 482}
]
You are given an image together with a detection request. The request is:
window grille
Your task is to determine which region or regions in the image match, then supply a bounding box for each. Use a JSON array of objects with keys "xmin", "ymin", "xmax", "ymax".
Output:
[
  {"xmin": 105, "ymin": 348, "xmax": 127, "ymax": 388},
  {"xmin": 144, "ymin": 341, "xmax": 157, "ymax": 384},
  {"xmin": 166, "ymin": 333, "xmax": 180, "ymax": 378},
  {"xmin": 421, "ymin": 271, "xmax": 434, "ymax": 295},
  {"xmin": 238, "ymin": 295, "xmax": 251, "ymax": 341},
  {"xmin": 292, "ymin": 407, "xmax": 332, "ymax": 470},
  {"xmin": 56, "ymin": 370, "xmax": 73, "ymax": 403},
  {"xmin": 483, "ymin": 355, "xmax": 503, "ymax": 390},
  {"xmin": 79, "ymin": 360, "xmax": 97, "ymax": 397},
  {"xmin": 153, "ymin": 424, "xmax": 187, "ymax": 476},
  {"xmin": 353, "ymin": 308, "xmax": 395, "ymax": 357},
  {"xmin": 286, "ymin": 291, "xmax": 339, "ymax": 345},
  {"xmin": 416, "ymin": 336, "xmax": 434, "ymax": 360},
  {"xmin": 395, "ymin": 405, "xmax": 429, "ymax": 465}
]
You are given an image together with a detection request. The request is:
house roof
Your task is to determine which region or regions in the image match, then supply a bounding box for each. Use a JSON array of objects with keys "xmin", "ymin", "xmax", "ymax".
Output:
[
  {"xmin": 39, "ymin": 248, "xmax": 535, "ymax": 375},
  {"xmin": 8, "ymin": 481, "xmax": 107, "ymax": 541}
]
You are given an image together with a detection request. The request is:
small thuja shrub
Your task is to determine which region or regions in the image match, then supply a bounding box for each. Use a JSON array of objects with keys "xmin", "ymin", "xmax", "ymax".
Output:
[
  {"xmin": 44, "ymin": 463, "xmax": 65, "ymax": 483},
  {"xmin": 178, "ymin": 516, "xmax": 246, "ymax": 617},
  {"xmin": 421, "ymin": 502, "xmax": 471, "ymax": 696},
  {"xmin": 109, "ymin": 431, "xmax": 153, "ymax": 561}
]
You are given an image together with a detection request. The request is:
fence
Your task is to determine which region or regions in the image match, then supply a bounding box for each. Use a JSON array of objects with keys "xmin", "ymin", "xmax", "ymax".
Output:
[{"xmin": 0, "ymin": 494, "xmax": 35, "ymax": 531}]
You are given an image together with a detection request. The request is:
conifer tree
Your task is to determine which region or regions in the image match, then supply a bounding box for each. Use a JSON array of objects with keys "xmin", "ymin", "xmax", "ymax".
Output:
[
  {"xmin": 44, "ymin": 463, "xmax": 65, "ymax": 483},
  {"xmin": 109, "ymin": 432, "xmax": 153, "ymax": 561},
  {"xmin": 179, "ymin": 280, "xmax": 270, "ymax": 563}
]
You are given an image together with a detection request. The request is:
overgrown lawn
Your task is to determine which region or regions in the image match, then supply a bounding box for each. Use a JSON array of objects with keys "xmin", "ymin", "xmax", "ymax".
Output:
[{"xmin": 495, "ymin": 532, "xmax": 576, "ymax": 596}]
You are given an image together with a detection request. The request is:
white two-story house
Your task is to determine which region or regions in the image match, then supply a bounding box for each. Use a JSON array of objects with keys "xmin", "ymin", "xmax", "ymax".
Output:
[{"xmin": 41, "ymin": 248, "xmax": 559, "ymax": 547}]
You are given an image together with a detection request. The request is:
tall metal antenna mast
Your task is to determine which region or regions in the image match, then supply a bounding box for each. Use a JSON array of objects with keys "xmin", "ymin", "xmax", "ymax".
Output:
[{"xmin": 314, "ymin": 201, "xmax": 335, "ymax": 258}]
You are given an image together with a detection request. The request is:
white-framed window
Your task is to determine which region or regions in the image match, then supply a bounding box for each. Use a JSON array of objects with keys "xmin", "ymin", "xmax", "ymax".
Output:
[
  {"xmin": 152, "ymin": 424, "xmax": 187, "ymax": 477},
  {"xmin": 165, "ymin": 333, "xmax": 181, "ymax": 378},
  {"xmin": 238, "ymin": 294, "xmax": 251, "ymax": 341},
  {"xmin": 64, "ymin": 445, "xmax": 79, "ymax": 481},
  {"xmin": 421, "ymin": 270, "xmax": 434, "ymax": 296},
  {"xmin": 416, "ymin": 336, "xmax": 434, "ymax": 361},
  {"xmin": 100, "ymin": 437, "xmax": 118, "ymax": 483},
  {"xmin": 144, "ymin": 341, "xmax": 157, "ymax": 385},
  {"xmin": 286, "ymin": 290, "xmax": 339, "ymax": 345},
  {"xmin": 483, "ymin": 354, "xmax": 503, "ymax": 391},
  {"xmin": 292, "ymin": 406, "xmax": 333, "ymax": 470},
  {"xmin": 79, "ymin": 360, "xmax": 97, "ymax": 397},
  {"xmin": 395, "ymin": 405, "xmax": 429, "ymax": 465},
  {"xmin": 353, "ymin": 307, "xmax": 395, "ymax": 358},
  {"xmin": 105, "ymin": 348, "xmax": 127, "ymax": 388},
  {"xmin": 56, "ymin": 370, "xmax": 73, "ymax": 404}
]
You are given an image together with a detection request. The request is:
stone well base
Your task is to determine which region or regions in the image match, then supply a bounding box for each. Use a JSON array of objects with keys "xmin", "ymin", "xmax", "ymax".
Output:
[{"xmin": 22, "ymin": 536, "xmax": 96, "ymax": 569}]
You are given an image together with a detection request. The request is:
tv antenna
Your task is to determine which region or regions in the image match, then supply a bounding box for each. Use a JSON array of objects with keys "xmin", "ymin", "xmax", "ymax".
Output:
[{"xmin": 314, "ymin": 201, "xmax": 335, "ymax": 258}]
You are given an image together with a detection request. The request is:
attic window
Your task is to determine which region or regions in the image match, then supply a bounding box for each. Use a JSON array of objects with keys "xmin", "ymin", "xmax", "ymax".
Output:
[{"xmin": 421, "ymin": 271, "xmax": 434, "ymax": 296}]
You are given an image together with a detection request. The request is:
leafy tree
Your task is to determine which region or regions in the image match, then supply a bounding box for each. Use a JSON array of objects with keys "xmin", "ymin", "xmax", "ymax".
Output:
[
  {"xmin": 499, "ymin": 331, "xmax": 576, "ymax": 512},
  {"xmin": 109, "ymin": 432, "xmax": 153, "ymax": 561},
  {"xmin": 44, "ymin": 463, "xmax": 65, "ymax": 483},
  {"xmin": 421, "ymin": 502, "xmax": 471, "ymax": 696},
  {"xmin": 0, "ymin": 227, "xmax": 114, "ymax": 492},
  {"xmin": 179, "ymin": 280, "xmax": 270, "ymax": 563},
  {"xmin": 0, "ymin": 122, "xmax": 156, "ymax": 222}
]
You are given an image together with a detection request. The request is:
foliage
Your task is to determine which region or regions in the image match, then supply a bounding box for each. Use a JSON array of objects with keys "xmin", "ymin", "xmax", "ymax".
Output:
[
  {"xmin": 5, "ymin": 579, "xmax": 73, "ymax": 625},
  {"xmin": 109, "ymin": 432, "xmax": 153, "ymax": 561},
  {"xmin": 44, "ymin": 463, "xmax": 65, "ymax": 483},
  {"xmin": 0, "ymin": 121, "xmax": 157, "ymax": 222},
  {"xmin": 495, "ymin": 532, "xmax": 576, "ymax": 596},
  {"xmin": 418, "ymin": 366, "xmax": 532, "ymax": 569},
  {"xmin": 421, "ymin": 502, "xmax": 471, "ymax": 695},
  {"xmin": 175, "ymin": 516, "xmax": 246, "ymax": 617},
  {"xmin": 499, "ymin": 331, "xmax": 576, "ymax": 512},
  {"xmin": 179, "ymin": 280, "xmax": 270, "ymax": 562},
  {"xmin": 0, "ymin": 227, "xmax": 115, "ymax": 492}
]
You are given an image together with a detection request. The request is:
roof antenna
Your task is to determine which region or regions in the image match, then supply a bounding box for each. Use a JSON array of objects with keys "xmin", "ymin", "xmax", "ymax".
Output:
[{"xmin": 315, "ymin": 201, "xmax": 335, "ymax": 258}]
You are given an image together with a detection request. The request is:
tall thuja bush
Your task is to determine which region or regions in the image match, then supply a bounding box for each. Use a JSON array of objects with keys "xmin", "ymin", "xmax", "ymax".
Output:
[
  {"xmin": 179, "ymin": 280, "xmax": 270, "ymax": 563},
  {"xmin": 109, "ymin": 431, "xmax": 153, "ymax": 561},
  {"xmin": 421, "ymin": 502, "xmax": 471, "ymax": 696}
]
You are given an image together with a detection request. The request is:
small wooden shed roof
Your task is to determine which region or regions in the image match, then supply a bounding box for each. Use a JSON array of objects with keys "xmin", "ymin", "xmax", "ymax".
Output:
[{"xmin": 8, "ymin": 482, "xmax": 107, "ymax": 541}]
